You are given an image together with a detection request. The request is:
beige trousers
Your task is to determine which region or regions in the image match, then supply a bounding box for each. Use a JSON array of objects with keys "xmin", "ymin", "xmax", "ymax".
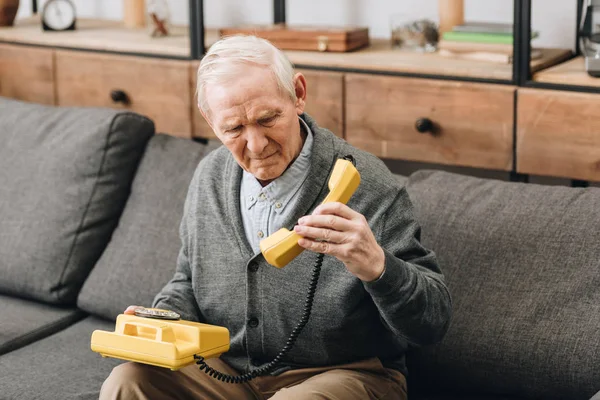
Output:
[{"xmin": 100, "ymin": 357, "xmax": 407, "ymax": 400}]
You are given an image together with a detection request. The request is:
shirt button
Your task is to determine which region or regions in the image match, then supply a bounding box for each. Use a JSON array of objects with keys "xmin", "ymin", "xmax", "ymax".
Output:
[
  {"xmin": 249, "ymin": 195, "xmax": 255, "ymax": 202},
  {"xmin": 248, "ymin": 317, "xmax": 259, "ymax": 328},
  {"xmin": 248, "ymin": 261, "xmax": 259, "ymax": 272},
  {"xmin": 257, "ymin": 230, "xmax": 264, "ymax": 238},
  {"xmin": 259, "ymin": 193, "xmax": 266, "ymax": 200},
  {"xmin": 275, "ymin": 202, "xmax": 282, "ymax": 209}
]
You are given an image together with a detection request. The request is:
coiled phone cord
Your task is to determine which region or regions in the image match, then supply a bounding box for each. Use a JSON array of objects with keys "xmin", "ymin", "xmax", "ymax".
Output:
[{"xmin": 194, "ymin": 252, "xmax": 324, "ymax": 383}]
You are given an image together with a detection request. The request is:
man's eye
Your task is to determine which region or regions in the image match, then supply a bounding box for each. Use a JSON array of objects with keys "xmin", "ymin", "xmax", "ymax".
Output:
[
  {"xmin": 227, "ymin": 126, "xmax": 242, "ymax": 133},
  {"xmin": 259, "ymin": 116, "xmax": 277, "ymax": 126}
]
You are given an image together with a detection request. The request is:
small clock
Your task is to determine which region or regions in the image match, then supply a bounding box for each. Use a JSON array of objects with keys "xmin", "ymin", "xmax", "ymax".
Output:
[{"xmin": 41, "ymin": 0, "xmax": 76, "ymax": 32}]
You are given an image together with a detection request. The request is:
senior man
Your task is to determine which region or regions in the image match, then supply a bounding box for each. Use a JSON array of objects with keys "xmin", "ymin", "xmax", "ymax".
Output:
[{"xmin": 100, "ymin": 35, "xmax": 451, "ymax": 400}]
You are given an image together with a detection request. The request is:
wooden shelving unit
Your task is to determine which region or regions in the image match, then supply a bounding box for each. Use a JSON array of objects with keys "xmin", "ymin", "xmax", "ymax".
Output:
[
  {"xmin": 1, "ymin": 1, "xmax": 599, "ymax": 183},
  {"xmin": 0, "ymin": 17, "xmax": 571, "ymax": 82}
]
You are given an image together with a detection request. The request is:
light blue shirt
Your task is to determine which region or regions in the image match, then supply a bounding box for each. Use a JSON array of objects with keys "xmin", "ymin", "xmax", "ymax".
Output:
[{"xmin": 240, "ymin": 118, "xmax": 314, "ymax": 253}]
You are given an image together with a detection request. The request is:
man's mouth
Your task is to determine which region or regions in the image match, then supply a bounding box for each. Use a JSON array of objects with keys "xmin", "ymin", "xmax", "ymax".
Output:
[{"xmin": 252, "ymin": 153, "xmax": 276, "ymax": 161}]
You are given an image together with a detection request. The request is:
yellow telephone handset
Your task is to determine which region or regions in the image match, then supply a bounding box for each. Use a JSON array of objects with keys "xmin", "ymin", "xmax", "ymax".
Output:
[{"xmin": 259, "ymin": 158, "xmax": 360, "ymax": 268}]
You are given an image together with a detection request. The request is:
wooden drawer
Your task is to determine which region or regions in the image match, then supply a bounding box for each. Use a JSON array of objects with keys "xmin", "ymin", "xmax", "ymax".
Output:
[
  {"xmin": 55, "ymin": 50, "xmax": 192, "ymax": 137},
  {"xmin": 190, "ymin": 65, "xmax": 344, "ymax": 139},
  {"xmin": 345, "ymin": 74, "xmax": 515, "ymax": 170},
  {"xmin": 517, "ymin": 88, "xmax": 600, "ymax": 181},
  {"xmin": 0, "ymin": 43, "xmax": 55, "ymax": 105}
]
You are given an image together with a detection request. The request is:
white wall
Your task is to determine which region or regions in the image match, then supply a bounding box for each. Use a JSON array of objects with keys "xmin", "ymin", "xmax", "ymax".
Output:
[{"xmin": 17, "ymin": 0, "xmax": 578, "ymax": 50}]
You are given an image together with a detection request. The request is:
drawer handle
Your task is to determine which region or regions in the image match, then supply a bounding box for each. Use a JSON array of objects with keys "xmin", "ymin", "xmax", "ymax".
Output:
[
  {"xmin": 110, "ymin": 89, "xmax": 130, "ymax": 105},
  {"xmin": 415, "ymin": 118, "xmax": 434, "ymax": 134}
]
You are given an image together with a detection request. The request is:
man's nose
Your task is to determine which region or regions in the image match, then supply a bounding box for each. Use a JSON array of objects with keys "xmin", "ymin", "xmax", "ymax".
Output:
[{"xmin": 246, "ymin": 127, "xmax": 269, "ymax": 155}]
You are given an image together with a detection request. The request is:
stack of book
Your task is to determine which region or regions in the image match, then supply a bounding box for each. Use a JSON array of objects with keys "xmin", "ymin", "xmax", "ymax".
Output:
[{"xmin": 437, "ymin": 22, "xmax": 540, "ymax": 64}]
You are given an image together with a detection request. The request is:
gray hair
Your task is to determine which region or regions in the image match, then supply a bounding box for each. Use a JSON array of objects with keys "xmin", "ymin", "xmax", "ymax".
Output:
[{"xmin": 196, "ymin": 35, "xmax": 296, "ymax": 116}]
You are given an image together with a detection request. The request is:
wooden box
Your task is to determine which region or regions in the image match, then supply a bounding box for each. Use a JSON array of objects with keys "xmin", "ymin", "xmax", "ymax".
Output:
[{"xmin": 218, "ymin": 24, "xmax": 369, "ymax": 52}]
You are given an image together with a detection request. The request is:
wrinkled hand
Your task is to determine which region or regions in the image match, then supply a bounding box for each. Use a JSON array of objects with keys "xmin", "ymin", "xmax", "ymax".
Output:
[{"xmin": 294, "ymin": 202, "xmax": 385, "ymax": 282}]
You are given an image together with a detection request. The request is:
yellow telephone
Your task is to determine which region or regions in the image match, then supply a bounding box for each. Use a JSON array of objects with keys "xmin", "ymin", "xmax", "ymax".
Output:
[
  {"xmin": 260, "ymin": 157, "xmax": 361, "ymax": 268},
  {"xmin": 90, "ymin": 309, "xmax": 230, "ymax": 370},
  {"xmin": 90, "ymin": 157, "xmax": 360, "ymax": 380}
]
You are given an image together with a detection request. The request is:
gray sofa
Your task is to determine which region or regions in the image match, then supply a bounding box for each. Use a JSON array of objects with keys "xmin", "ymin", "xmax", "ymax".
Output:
[{"xmin": 0, "ymin": 97, "xmax": 598, "ymax": 400}]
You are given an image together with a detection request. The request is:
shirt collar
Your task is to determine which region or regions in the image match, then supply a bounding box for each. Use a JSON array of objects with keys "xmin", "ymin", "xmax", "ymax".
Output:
[{"xmin": 242, "ymin": 117, "xmax": 314, "ymax": 213}]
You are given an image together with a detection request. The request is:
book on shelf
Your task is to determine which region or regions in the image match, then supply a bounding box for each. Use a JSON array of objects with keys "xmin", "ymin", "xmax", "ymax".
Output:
[
  {"xmin": 438, "ymin": 48, "xmax": 543, "ymax": 64},
  {"xmin": 438, "ymin": 21, "xmax": 541, "ymax": 64},
  {"xmin": 438, "ymin": 39, "xmax": 514, "ymax": 55},
  {"xmin": 441, "ymin": 30, "xmax": 539, "ymax": 45},
  {"xmin": 452, "ymin": 21, "xmax": 513, "ymax": 35}
]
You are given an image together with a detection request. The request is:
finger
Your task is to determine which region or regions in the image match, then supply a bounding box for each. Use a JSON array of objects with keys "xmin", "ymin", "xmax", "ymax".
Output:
[
  {"xmin": 312, "ymin": 202, "xmax": 359, "ymax": 220},
  {"xmin": 293, "ymin": 224, "xmax": 346, "ymax": 243},
  {"xmin": 298, "ymin": 214, "xmax": 353, "ymax": 232},
  {"xmin": 124, "ymin": 305, "xmax": 141, "ymax": 315},
  {"xmin": 298, "ymin": 237, "xmax": 341, "ymax": 255}
]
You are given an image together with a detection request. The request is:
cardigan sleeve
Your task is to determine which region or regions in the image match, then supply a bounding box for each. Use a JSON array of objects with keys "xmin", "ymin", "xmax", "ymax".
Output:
[
  {"xmin": 152, "ymin": 241, "xmax": 202, "ymax": 322},
  {"xmin": 152, "ymin": 167, "xmax": 203, "ymax": 322},
  {"xmin": 362, "ymin": 186, "xmax": 452, "ymax": 346}
]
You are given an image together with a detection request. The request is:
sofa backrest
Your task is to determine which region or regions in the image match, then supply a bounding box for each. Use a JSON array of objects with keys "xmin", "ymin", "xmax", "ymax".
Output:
[
  {"xmin": 405, "ymin": 170, "xmax": 600, "ymax": 400},
  {"xmin": 0, "ymin": 98, "xmax": 154, "ymax": 305},
  {"xmin": 77, "ymin": 134, "xmax": 219, "ymax": 320}
]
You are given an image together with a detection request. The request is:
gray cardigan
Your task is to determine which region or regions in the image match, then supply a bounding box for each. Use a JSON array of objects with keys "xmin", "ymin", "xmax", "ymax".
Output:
[{"xmin": 153, "ymin": 113, "xmax": 452, "ymax": 376}]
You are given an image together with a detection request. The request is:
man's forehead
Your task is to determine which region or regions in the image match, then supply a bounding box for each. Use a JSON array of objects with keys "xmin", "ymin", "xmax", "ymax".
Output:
[
  {"xmin": 206, "ymin": 67, "xmax": 279, "ymax": 102},
  {"xmin": 219, "ymin": 106, "xmax": 280, "ymax": 126},
  {"xmin": 205, "ymin": 75, "xmax": 287, "ymax": 125}
]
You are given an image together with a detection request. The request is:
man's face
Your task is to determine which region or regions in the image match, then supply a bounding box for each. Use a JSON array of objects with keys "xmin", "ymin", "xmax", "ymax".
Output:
[{"xmin": 203, "ymin": 66, "xmax": 306, "ymax": 185}]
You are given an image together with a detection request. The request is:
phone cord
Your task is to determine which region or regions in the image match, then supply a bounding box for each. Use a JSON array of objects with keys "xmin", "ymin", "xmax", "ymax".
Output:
[{"xmin": 194, "ymin": 252, "xmax": 324, "ymax": 383}]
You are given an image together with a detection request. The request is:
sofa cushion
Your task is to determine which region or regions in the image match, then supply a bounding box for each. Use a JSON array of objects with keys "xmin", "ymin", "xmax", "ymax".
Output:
[
  {"xmin": 77, "ymin": 135, "xmax": 219, "ymax": 320},
  {"xmin": 0, "ymin": 316, "xmax": 122, "ymax": 400},
  {"xmin": 0, "ymin": 98, "xmax": 154, "ymax": 305},
  {"xmin": 0, "ymin": 294, "xmax": 86, "ymax": 355},
  {"xmin": 405, "ymin": 170, "xmax": 600, "ymax": 400}
]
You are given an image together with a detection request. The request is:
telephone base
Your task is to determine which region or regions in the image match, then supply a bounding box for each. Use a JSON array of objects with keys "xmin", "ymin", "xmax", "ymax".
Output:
[
  {"xmin": 93, "ymin": 345, "xmax": 230, "ymax": 371},
  {"xmin": 91, "ymin": 314, "xmax": 230, "ymax": 370}
]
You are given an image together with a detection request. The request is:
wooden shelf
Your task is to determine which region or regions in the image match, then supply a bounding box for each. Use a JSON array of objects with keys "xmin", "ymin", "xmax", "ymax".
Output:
[
  {"xmin": 281, "ymin": 40, "xmax": 571, "ymax": 81},
  {"xmin": 533, "ymin": 56, "xmax": 600, "ymax": 88},
  {"xmin": 0, "ymin": 17, "xmax": 191, "ymax": 57},
  {"xmin": 1, "ymin": 18, "xmax": 573, "ymax": 81}
]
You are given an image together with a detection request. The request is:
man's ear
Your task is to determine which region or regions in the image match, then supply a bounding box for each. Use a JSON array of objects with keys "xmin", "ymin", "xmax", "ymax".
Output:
[{"xmin": 293, "ymin": 73, "xmax": 307, "ymax": 115}]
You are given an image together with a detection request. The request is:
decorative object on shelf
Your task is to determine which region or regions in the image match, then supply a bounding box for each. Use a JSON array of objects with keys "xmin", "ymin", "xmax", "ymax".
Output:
[
  {"xmin": 390, "ymin": 15, "xmax": 439, "ymax": 52},
  {"xmin": 41, "ymin": 0, "xmax": 76, "ymax": 31},
  {"xmin": 439, "ymin": 21, "xmax": 539, "ymax": 64},
  {"xmin": 0, "ymin": 0, "xmax": 20, "ymax": 27},
  {"xmin": 124, "ymin": 0, "xmax": 146, "ymax": 29},
  {"xmin": 219, "ymin": 24, "xmax": 369, "ymax": 52},
  {"xmin": 438, "ymin": 0, "xmax": 464, "ymax": 35},
  {"xmin": 579, "ymin": 0, "xmax": 600, "ymax": 77},
  {"xmin": 147, "ymin": 0, "xmax": 170, "ymax": 37}
]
